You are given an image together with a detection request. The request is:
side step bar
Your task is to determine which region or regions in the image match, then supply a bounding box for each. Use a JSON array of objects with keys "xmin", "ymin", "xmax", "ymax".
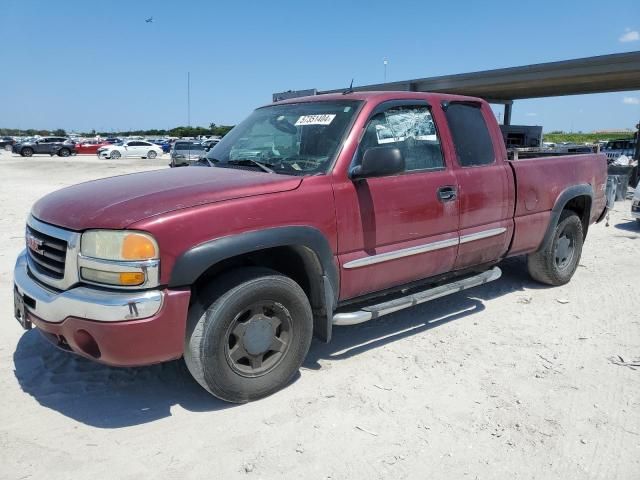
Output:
[{"xmin": 332, "ymin": 267, "xmax": 502, "ymax": 326}]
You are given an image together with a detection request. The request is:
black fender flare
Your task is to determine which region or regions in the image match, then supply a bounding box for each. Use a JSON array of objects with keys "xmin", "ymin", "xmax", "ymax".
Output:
[
  {"xmin": 538, "ymin": 184, "xmax": 593, "ymax": 251},
  {"xmin": 169, "ymin": 226, "xmax": 339, "ymax": 342}
]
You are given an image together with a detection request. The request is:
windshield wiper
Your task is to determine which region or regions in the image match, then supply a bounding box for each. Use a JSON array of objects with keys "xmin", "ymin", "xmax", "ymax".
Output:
[
  {"xmin": 200, "ymin": 156, "xmax": 221, "ymax": 167},
  {"xmin": 227, "ymin": 159, "xmax": 275, "ymax": 173}
]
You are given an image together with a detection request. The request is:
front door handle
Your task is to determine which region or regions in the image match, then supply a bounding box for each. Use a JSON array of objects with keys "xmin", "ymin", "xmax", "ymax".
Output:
[{"xmin": 437, "ymin": 186, "xmax": 457, "ymax": 202}]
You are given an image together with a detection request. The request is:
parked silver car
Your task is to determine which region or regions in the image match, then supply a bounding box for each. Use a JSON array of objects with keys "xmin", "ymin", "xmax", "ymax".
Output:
[{"xmin": 170, "ymin": 141, "xmax": 205, "ymax": 167}]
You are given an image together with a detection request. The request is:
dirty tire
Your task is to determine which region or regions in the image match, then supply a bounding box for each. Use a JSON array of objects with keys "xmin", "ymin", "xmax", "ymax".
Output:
[
  {"xmin": 527, "ymin": 210, "xmax": 583, "ymax": 286},
  {"xmin": 21, "ymin": 147, "xmax": 33, "ymax": 157},
  {"xmin": 147, "ymin": 150, "xmax": 157, "ymax": 159},
  {"xmin": 184, "ymin": 267, "xmax": 313, "ymax": 403}
]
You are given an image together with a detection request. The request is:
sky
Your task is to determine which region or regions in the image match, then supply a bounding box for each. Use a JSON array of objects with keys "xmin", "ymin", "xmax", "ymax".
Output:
[{"xmin": 0, "ymin": 0, "xmax": 639, "ymax": 133}]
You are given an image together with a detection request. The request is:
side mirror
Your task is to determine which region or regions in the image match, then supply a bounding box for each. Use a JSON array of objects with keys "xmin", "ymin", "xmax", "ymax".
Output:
[{"xmin": 350, "ymin": 146, "xmax": 405, "ymax": 179}]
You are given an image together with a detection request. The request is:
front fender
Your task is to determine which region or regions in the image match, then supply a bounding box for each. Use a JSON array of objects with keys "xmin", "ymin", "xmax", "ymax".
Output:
[
  {"xmin": 168, "ymin": 226, "xmax": 339, "ymax": 342},
  {"xmin": 169, "ymin": 226, "xmax": 337, "ymax": 289}
]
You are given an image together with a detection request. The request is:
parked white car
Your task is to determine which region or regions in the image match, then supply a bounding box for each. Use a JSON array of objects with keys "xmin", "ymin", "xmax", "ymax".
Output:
[{"xmin": 97, "ymin": 140, "xmax": 163, "ymax": 159}]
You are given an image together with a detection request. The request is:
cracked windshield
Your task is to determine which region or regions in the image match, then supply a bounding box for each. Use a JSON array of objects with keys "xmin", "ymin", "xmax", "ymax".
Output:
[{"xmin": 205, "ymin": 100, "xmax": 361, "ymax": 174}]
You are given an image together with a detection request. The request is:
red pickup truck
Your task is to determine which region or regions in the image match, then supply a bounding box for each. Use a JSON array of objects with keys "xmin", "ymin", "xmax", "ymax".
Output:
[{"xmin": 13, "ymin": 92, "xmax": 608, "ymax": 403}]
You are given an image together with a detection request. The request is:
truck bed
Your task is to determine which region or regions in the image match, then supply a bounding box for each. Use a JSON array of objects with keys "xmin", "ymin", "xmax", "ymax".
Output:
[{"xmin": 506, "ymin": 153, "xmax": 608, "ymax": 256}]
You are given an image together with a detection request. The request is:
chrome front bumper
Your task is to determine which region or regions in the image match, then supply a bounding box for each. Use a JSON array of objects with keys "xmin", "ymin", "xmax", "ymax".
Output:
[{"xmin": 14, "ymin": 250, "xmax": 163, "ymax": 323}]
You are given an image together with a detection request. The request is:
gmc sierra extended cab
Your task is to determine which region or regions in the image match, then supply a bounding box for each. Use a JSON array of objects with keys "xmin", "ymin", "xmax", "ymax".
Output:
[{"xmin": 13, "ymin": 92, "xmax": 608, "ymax": 403}]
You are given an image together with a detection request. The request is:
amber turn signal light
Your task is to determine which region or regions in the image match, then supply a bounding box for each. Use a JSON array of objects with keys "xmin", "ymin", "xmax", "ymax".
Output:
[
  {"xmin": 121, "ymin": 233, "xmax": 157, "ymax": 260},
  {"xmin": 119, "ymin": 272, "xmax": 145, "ymax": 285}
]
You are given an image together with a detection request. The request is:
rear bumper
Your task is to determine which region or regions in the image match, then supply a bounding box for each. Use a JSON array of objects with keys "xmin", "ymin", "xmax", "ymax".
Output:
[{"xmin": 14, "ymin": 251, "xmax": 191, "ymax": 366}]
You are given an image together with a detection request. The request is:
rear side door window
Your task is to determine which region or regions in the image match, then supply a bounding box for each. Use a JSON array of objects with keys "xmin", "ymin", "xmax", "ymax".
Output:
[
  {"xmin": 358, "ymin": 105, "xmax": 445, "ymax": 172},
  {"xmin": 444, "ymin": 102, "xmax": 495, "ymax": 167}
]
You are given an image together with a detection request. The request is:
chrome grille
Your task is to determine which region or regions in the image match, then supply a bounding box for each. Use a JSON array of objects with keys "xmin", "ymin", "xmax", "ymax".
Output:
[
  {"xmin": 26, "ymin": 225, "xmax": 68, "ymax": 279},
  {"xmin": 25, "ymin": 215, "xmax": 81, "ymax": 291}
]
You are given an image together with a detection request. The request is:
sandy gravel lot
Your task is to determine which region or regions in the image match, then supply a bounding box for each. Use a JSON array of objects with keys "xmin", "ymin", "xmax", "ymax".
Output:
[{"xmin": 1, "ymin": 151, "xmax": 639, "ymax": 480}]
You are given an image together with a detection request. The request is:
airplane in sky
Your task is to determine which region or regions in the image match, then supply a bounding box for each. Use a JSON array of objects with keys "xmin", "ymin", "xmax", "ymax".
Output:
[{"xmin": 145, "ymin": 17, "xmax": 153, "ymax": 23}]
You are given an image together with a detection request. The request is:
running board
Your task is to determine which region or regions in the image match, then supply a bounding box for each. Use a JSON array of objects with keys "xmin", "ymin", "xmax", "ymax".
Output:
[{"xmin": 332, "ymin": 267, "xmax": 502, "ymax": 326}]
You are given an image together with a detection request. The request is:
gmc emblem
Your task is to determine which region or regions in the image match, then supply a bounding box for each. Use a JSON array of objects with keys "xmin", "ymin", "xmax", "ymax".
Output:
[{"xmin": 26, "ymin": 233, "xmax": 45, "ymax": 255}]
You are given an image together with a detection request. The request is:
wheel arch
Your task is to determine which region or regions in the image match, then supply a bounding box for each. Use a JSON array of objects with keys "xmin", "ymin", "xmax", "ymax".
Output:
[
  {"xmin": 169, "ymin": 227, "xmax": 339, "ymax": 342},
  {"xmin": 538, "ymin": 184, "xmax": 593, "ymax": 251}
]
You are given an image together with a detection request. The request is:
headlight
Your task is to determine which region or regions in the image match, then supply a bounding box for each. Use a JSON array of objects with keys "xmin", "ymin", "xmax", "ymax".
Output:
[
  {"xmin": 79, "ymin": 230, "xmax": 159, "ymax": 287},
  {"xmin": 81, "ymin": 230, "xmax": 158, "ymax": 261}
]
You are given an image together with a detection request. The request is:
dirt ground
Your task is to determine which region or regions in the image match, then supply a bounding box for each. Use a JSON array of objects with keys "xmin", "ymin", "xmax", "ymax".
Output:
[{"xmin": 1, "ymin": 151, "xmax": 639, "ymax": 480}]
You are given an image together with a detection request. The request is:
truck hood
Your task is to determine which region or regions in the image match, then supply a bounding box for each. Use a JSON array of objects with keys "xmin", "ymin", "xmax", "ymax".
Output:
[{"xmin": 32, "ymin": 167, "xmax": 303, "ymax": 230}]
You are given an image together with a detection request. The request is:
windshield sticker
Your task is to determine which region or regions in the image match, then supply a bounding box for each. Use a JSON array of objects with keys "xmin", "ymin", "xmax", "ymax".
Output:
[{"xmin": 295, "ymin": 114, "xmax": 336, "ymax": 126}]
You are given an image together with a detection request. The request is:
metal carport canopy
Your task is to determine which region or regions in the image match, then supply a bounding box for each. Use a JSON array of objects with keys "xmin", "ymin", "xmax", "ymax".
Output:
[{"xmin": 314, "ymin": 51, "xmax": 640, "ymax": 100}]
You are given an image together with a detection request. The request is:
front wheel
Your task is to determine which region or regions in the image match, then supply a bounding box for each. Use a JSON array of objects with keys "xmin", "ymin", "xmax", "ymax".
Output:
[
  {"xmin": 527, "ymin": 210, "xmax": 583, "ymax": 286},
  {"xmin": 21, "ymin": 147, "xmax": 33, "ymax": 157},
  {"xmin": 184, "ymin": 268, "xmax": 313, "ymax": 403},
  {"xmin": 147, "ymin": 150, "xmax": 157, "ymax": 159},
  {"xmin": 110, "ymin": 150, "xmax": 121, "ymax": 159}
]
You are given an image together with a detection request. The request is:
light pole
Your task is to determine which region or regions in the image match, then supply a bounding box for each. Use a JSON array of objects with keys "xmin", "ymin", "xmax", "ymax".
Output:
[
  {"xmin": 187, "ymin": 72, "xmax": 191, "ymax": 127},
  {"xmin": 383, "ymin": 58, "xmax": 388, "ymax": 82}
]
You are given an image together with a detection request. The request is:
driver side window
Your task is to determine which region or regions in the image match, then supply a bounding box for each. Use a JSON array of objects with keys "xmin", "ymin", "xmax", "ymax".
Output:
[{"xmin": 358, "ymin": 105, "xmax": 444, "ymax": 172}]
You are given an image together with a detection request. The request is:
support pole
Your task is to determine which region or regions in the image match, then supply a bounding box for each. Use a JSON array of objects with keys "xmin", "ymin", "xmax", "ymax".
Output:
[{"xmin": 504, "ymin": 102, "xmax": 513, "ymax": 126}]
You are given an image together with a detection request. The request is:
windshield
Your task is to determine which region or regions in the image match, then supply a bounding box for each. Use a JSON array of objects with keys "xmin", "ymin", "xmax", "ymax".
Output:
[
  {"xmin": 175, "ymin": 142, "xmax": 204, "ymax": 151},
  {"xmin": 205, "ymin": 100, "xmax": 361, "ymax": 175}
]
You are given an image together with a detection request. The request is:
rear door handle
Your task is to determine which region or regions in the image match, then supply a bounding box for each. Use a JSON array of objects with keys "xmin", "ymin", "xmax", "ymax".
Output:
[{"xmin": 437, "ymin": 186, "xmax": 457, "ymax": 202}]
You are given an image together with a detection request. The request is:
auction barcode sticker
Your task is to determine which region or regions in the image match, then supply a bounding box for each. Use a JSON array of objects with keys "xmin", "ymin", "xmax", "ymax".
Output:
[{"xmin": 295, "ymin": 114, "xmax": 336, "ymax": 126}]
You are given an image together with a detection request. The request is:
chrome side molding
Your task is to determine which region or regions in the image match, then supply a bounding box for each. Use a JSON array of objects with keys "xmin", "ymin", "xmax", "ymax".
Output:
[
  {"xmin": 343, "ymin": 227, "xmax": 507, "ymax": 269},
  {"xmin": 343, "ymin": 237, "xmax": 459, "ymax": 269},
  {"xmin": 333, "ymin": 267, "xmax": 502, "ymax": 326},
  {"xmin": 459, "ymin": 227, "xmax": 507, "ymax": 244}
]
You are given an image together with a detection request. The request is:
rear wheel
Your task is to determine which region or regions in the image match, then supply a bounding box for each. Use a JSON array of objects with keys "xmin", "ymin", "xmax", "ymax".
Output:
[
  {"xmin": 184, "ymin": 268, "xmax": 313, "ymax": 403},
  {"xmin": 527, "ymin": 210, "xmax": 583, "ymax": 286},
  {"xmin": 110, "ymin": 150, "xmax": 121, "ymax": 159},
  {"xmin": 147, "ymin": 150, "xmax": 157, "ymax": 159},
  {"xmin": 21, "ymin": 147, "xmax": 33, "ymax": 157},
  {"xmin": 58, "ymin": 148, "xmax": 70, "ymax": 157}
]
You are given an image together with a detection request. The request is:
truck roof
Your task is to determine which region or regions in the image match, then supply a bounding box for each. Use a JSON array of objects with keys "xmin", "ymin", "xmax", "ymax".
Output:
[{"xmin": 271, "ymin": 90, "xmax": 485, "ymax": 106}]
